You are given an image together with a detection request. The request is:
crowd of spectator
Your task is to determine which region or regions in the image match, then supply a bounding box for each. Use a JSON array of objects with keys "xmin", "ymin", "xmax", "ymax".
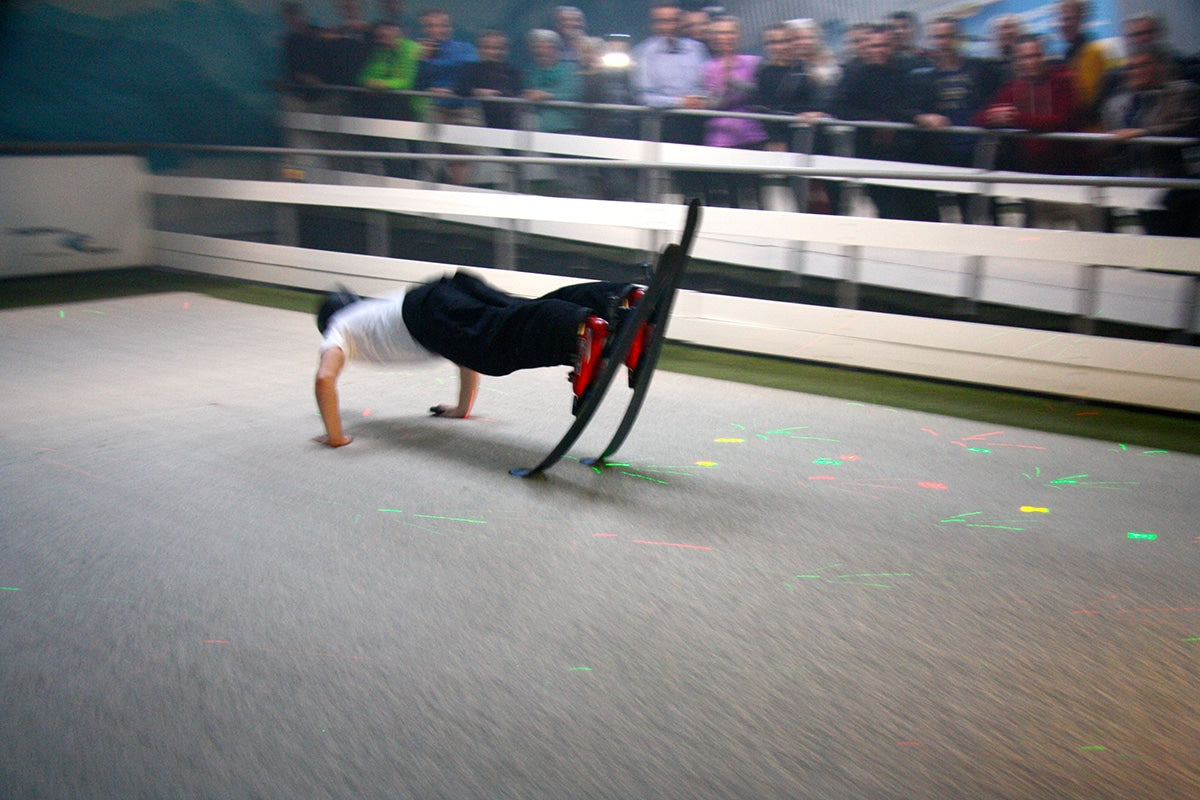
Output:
[{"xmin": 280, "ymin": 1, "xmax": 1200, "ymax": 236}]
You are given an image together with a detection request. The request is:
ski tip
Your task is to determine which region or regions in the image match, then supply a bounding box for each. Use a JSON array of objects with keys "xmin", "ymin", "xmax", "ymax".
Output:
[{"xmin": 511, "ymin": 466, "xmax": 551, "ymax": 478}]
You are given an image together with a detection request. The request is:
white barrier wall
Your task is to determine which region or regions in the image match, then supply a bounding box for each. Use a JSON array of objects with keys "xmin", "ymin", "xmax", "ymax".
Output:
[
  {"xmin": 0, "ymin": 155, "xmax": 151, "ymax": 278},
  {"xmin": 154, "ymin": 232, "xmax": 1200, "ymax": 414}
]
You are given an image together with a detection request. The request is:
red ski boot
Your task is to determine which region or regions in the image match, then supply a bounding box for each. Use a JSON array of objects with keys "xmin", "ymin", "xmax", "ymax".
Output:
[
  {"xmin": 620, "ymin": 286, "xmax": 649, "ymax": 378},
  {"xmin": 570, "ymin": 315, "xmax": 609, "ymax": 414}
]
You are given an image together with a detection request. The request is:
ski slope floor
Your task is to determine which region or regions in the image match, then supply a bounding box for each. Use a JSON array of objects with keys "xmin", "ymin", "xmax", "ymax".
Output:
[{"xmin": 3, "ymin": 292, "xmax": 1198, "ymax": 799}]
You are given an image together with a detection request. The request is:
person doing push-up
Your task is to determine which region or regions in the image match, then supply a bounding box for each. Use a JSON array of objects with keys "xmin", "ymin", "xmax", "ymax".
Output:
[{"xmin": 314, "ymin": 270, "xmax": 643, "ymax": 447}]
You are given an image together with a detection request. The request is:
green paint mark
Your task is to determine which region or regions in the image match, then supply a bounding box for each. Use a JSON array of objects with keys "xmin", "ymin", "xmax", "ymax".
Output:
[
  {"xmin": 1049, "ymin": 474, "xmax": 1137, "ymax": 489},
  {"xmin": 59, "ymin": 310, "xmax": 65, "ymax": 318},
  {"xmin": 942, "ymin": 512, "xmax": 1023, "ymax": 531},
  {"xmin": 378, "ymin": 508, "xmax": 404, "ymax": 513},
  {"xmin": 640, "ymin": 466, "xmax": 698, "ymax": 476},
  {"xmin": 1142, "ymin": 450, "xmax": 1169, "ymax": 455},
  {"xmin": 1182, "ymin": 637, "xmax": 1200, "ymax": 642},
  {"xmin": 1127, "ymin": 532, "xmax": 1157, "ymax": 540},
  {"xmin": 967, "ymin": 447, "xmax": 991, "ymax": 453},
  {"xmin": 569, "ymin": 667, "xmax": 593, "ymax": 672},
  {"xmin": 1078, "ymin": 746, "xmax": 1107, "ymax": 752},
  {"xmin": 1, "ymin": 587, "xmax": 20, "ymax": 591},
  {"xmin": 813, "ymin": 458, "xmax": 842, "ymax": 466},
  {"xmin": 353, "ymin": 514, "xmax": 361, "ymax": 524},
  {"xmin": 620, "ymin": 471, "xmax": 668, "ymax": 485},
  {"xmin": 783, "ymin": 582, "xmax": 794, "ymax": 592},
  {"xmin": 414, "ymin": 514, "xmax": 486, "ymax": 524}
]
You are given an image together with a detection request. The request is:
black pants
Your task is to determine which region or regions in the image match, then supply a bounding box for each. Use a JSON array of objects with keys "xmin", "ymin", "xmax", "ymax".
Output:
[{"xmin": 402, "ymin": 271, "xmax": 627, "ymax": 376}]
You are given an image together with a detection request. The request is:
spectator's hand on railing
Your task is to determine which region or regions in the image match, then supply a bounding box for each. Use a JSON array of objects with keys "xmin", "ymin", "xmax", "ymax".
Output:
[
  {"xmin": 981, "ymin": 104, "xmax": 1019, "ymax": 128},
  {"xmin": 1111, "ymin": 128, "xmax": 1149, "ymax": 141},
  {"xmin": 521, "ymin": 90, "xmax": 552, "ymax": 102},
  {"xmin": 915, "ymin": 113, "xmax": 951, "ymax": 130},
  {"xmin": 795, "ymin": 111, "xmax": 830, "ymax": 124},
  {"xmin": 681, "ymin": 95, "xmax": 707, "ymax": 110},
  {"xmin": 428, "ymin": 87, "xmax": 455, "ymax": 98}
]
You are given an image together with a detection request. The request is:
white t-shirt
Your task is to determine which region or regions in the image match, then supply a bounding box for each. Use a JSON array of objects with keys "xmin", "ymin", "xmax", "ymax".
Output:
[{"xmin": 319, "ymin": 291, "xmax": 439, "ymax": 365}]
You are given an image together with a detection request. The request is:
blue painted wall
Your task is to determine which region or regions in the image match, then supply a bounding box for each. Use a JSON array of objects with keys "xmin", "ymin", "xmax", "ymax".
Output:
[{"xmin": 0, "ymin": 1, "xmax": 281, "ymax": 149}]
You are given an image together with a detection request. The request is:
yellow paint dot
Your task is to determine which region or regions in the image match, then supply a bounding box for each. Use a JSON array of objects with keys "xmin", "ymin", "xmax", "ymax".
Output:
[
  {"xmin": 694, "ymin": 461, "xmax": 718, "ymax": 467},
  {"xmin": 714, "ymin": 438, "xmax": 744, "ymax": 443},
  {"xmin": 1020, "ymin": 506, "xmax": 1049, "ymax": 513}
]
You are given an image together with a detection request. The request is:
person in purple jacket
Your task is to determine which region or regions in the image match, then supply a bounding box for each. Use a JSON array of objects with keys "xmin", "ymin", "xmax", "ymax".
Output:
[{"xmin": 701, "ymin": 15, "xmax": 767, "ymax": 208}]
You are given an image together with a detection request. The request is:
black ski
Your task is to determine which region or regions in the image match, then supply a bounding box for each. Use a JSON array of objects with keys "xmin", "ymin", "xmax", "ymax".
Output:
[
  {"xmin": 580, "ymin": 199, "xmax": 701, "ymax": 467},
  {"xmin": 511, "ymin": 200, "xmax": 701, "ymax": 478}
]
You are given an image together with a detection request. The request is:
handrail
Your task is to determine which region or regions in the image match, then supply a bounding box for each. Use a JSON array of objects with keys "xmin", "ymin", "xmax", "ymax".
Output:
[
  {"xmin": 7, "ymin": 139, "xmax": 1194, "ymax": 194},
  {"xmin": 272, "ymin": 81, "xmax": 1200, "ymax": 150},
  {"xmin": 141, "ymin": 141, "xmax": 1200, "ymax": 191}
]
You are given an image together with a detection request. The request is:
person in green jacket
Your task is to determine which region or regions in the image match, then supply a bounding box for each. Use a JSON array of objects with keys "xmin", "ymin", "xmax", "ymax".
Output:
[{"xmin": 358, "ymin": 21, "xmax": 421, "ymax": 120}]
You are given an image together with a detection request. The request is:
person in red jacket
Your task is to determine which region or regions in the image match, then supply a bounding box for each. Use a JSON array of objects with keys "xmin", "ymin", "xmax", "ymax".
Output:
[
  {"xmin": 975, "ymin": 33, "xmax": 1098, "ymax": 228},
  {"xmin": 976, "ymin": 33, "xmax": 1077, "ymax": 175}
]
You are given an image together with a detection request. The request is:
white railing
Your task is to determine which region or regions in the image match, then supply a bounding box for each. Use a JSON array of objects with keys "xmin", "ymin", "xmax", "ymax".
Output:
[{"xmin": 147, "ymin": 142, "xmax": 1200, "ymax": 413}]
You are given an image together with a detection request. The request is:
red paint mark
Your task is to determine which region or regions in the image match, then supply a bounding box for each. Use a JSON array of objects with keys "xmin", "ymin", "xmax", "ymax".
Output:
[
  {"xmin": 593, "ymin": 533, "xmax": 618, "ymax": 537},
  {"xmin": 961, "ymin": 431, "xmax": 1005, "ymax": 441},
  {"xmin": 918, "ymin": 482, "xmax": 948, "ymax": 490},
  {"xmin": 362, "ymin": 408, "xmax": 372, "ymax": 417},
  {"xmin": 920, "ymin": 428, "xmax": 939, "ymax": 436},
  {"xmin": 183, "ymin": 301, "xmax": 190, "ymax": 309},
  {"xmin": 840, "ymin": 454, "xmax": 860, "ymax": 461},
  {"xmin": 43, "ymin": 459, "xmax": 107, "ymax": 482},
  {"xmin": 1118, "ymin": 607, "xmax": 1200, "ymax": 615},
  {"xmin": 795, "ymin": 313, "xmax": 865, "ymax": 354},
  {"xmin": 951, "ymin": 432, "xmax": 1045, "ymax": 451},
  {"xmin": 1120, "ymin": 342, "xmax": 1164, "ymax": 371},
  {"xmin": 897, "ymin": 741, "xmax": 920, "ymax": 747},
  {"xmin": 630, "ymin": 539, "xmax": 713, "ymax": 551},
  {"xmin": 808, "ymin": 476, "xmax": 836, "ymax": 481}
]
